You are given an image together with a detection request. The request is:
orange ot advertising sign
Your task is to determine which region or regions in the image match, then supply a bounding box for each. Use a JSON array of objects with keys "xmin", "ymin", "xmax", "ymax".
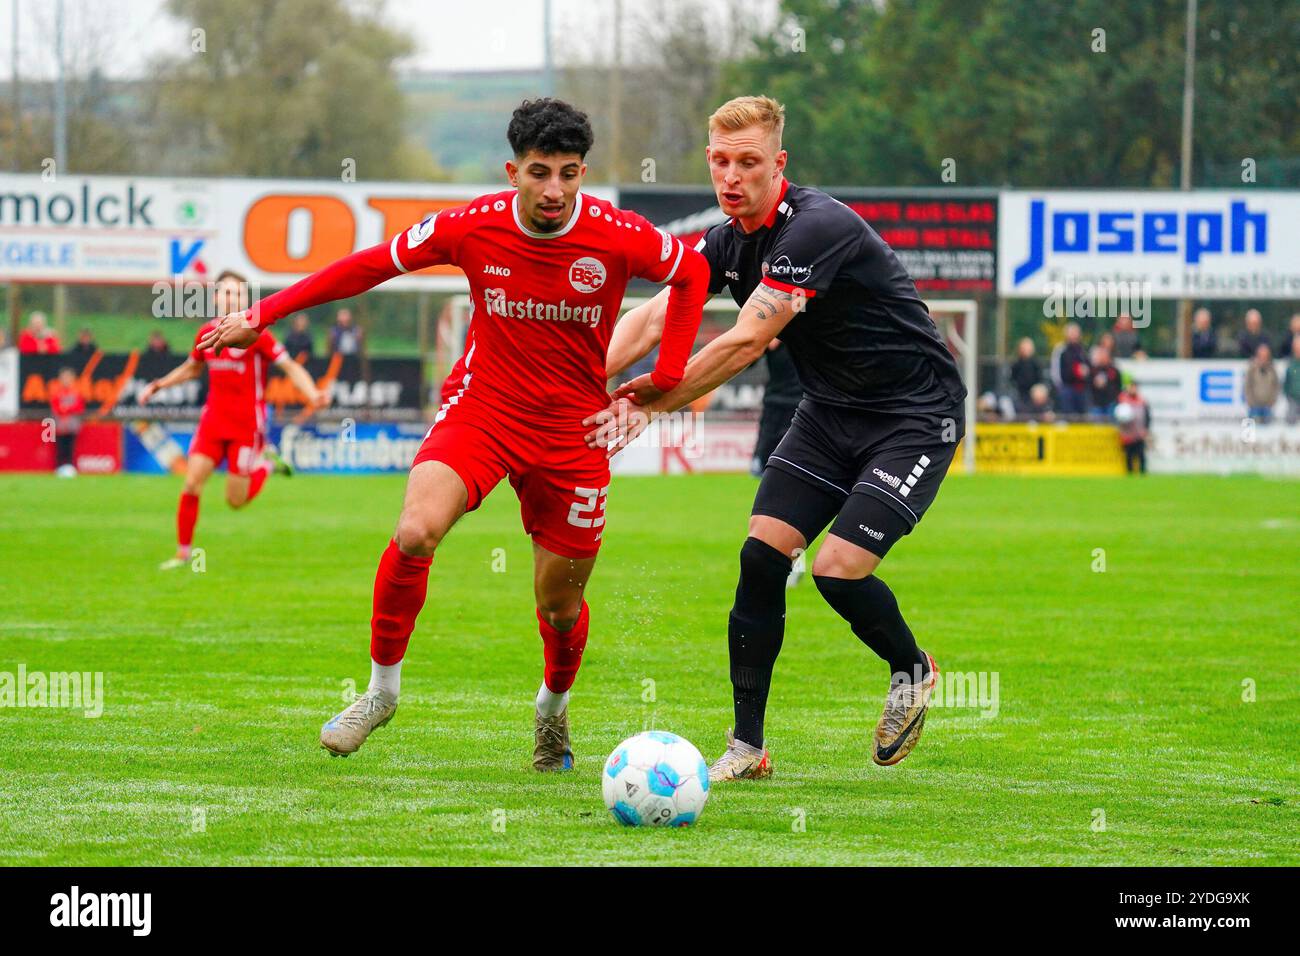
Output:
[{"xmin": 242, "ymin": 195, "xmax": 467, "ymax": 277}]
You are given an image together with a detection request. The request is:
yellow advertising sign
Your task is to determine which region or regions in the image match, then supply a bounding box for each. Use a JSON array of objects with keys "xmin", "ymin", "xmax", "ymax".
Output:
[{"xmin": 963, "ymin": 423, "xmax": 1126, "ymax": 476}]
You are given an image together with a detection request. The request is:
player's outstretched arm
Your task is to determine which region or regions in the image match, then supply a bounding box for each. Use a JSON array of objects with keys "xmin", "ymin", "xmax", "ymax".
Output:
[
  {"xmin": 195, "ymin": 242, "xmax": 407, "ymax": 353},
  {"xmin": 641, "ymin": 248, "xmax": 711, "ymax": 401},
  {"xmin": 605, "ymin": 288, "xmax": 670, "ymax": 380},
  {"xmin": 636, "ymin": 283, "xmax": 800, "ymax": 412},
  {"xmin": 274, "ymin": 354, "xmax": 324, "ymax": 410},
  {"xmin": 584, "ymin": 283, "xmax": 803, "ymax": 455},
  {"xmin": 139, "ymin": 357, "xmax": 203, "ymax": 404}
]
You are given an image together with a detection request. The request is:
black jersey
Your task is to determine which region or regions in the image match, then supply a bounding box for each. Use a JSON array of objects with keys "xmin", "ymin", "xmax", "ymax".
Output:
[
  {"xmin": 762, "ymin": 341, "xmax": 803, "ymax": 407},
  {"xmin": 696, "ymin": 180, "xmax": 966, "ymax": 415}
]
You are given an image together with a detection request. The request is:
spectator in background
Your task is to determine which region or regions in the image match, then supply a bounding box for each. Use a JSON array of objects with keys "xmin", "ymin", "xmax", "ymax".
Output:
[
  {"xmin": 1284, "ymin": 338, "xmax": 1300, "ymax": 426},
  {"xmin": 69, "ymin": 328, "xmax": 98, "ymax": 364},
  {"xmin": 1097, "ymin": 330, "xmax": 1117, "ymax": 357},
  {"xmin": 1009, "ymin": 337, "xmax": 1041, "ymax": 410},
  {"xmin": 284, "ymin": 313, "xmax": 315, "ymax": 360},
  {"xmin": 1112, "ymin": 314, "xmax": 1141, "ymax": 358},
  {"xmin": 18, "ymin": 312, "xmax": 61, "ymax": 354},
  {"xmin": 146, "ymin": 330, "xmax": 171, "ymax": 355},
  {"xmin": 48, "ymin": 366, "xmax": 85, "ymax": 478},
  {"xmin": 1276, "ymin": 313, "xmax": 1300, "ymax": 360},
  {"xmin": 1051, "ymin": 322, "xmax": 1090, "ymax": 417},
  {"xmin": 329, "ymin": 308, "xmax": 363, "ymax": 356},
  {"xmin": 1244, "ymin": 343, "xmax": 1279, "ymax": 422},
  {"xmin": 1191, "ymin": 307, "xmax": 1217, "ymax": 358},
  {"xmin": 1238, "ymin": 309, "xmax": 1268, "ymax": 357},
  {"xmin": 1089, "ymin": 345, "xmax": 1122, "ymax": 417},
  {"xmin": 1025, "ymin": 382, "xmax": 1056, "ymax": 422},
  {"xmin": 1116, "ymin": 380, "xmax": 1151, "ymax": 475}
]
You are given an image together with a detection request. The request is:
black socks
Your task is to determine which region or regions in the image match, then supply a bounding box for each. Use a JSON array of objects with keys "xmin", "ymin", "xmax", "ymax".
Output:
[
  {"xmin": 814, "ymin": 574, "xmax": 929, "ymax": 681},
  {"xmin": 727, "ymin": 537, "xmax": 792, "ymax": 748}
]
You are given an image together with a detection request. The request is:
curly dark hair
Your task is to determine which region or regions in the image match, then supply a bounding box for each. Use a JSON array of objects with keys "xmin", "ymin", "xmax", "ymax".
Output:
[{"xmin": 507, "ymin": 98, "xmax": 594, "ymax": 159}]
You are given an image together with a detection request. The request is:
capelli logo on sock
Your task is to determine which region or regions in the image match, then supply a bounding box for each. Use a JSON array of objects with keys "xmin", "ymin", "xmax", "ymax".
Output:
[{"xmin": 50, "ymin": 886, "xmax": 152, "ymax": 936}]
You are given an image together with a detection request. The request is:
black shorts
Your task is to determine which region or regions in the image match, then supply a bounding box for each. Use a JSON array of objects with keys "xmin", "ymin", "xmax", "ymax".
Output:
[{"xmin": 752, "ymin": 399, "xmax": 965, "ymax": 557}]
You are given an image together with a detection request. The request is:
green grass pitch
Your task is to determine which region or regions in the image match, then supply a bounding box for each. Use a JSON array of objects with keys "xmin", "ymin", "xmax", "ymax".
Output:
[{"xmin": 0, "ymin": 470, "xmax": 1295, "ymax": 865}]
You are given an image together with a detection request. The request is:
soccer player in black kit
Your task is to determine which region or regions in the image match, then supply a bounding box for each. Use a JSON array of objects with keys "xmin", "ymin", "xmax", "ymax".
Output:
[{"xmin": 593, "ymin": 96, "xmax": 966, "ymax": 780}]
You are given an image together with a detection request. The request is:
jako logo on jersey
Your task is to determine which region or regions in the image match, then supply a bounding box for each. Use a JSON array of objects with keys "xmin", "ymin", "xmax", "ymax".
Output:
[
  {"xmin": 1012, "ymin": 197, "xmax": 1268, "ymax": 285},
  {"xmin": 569, "ymin": 257, "xmax": 606, "ymax": 293},
  {"xmin": 407, "ymin": 214, "xmax": 436, "ymax": 247},
  {"xmin": 483, "ymin": 264, "xmax": 511, "ymax": 277},
  {"xmin": 766, "ymin": 255, "xmax": 813, "ymax": 284},
  {"xmin": 872, "ymin": 467, "xmax": 901, "ymax": 489},
  {"xmin": 483, "ymin": 288, "xmax": 603, "ymax": 328}
]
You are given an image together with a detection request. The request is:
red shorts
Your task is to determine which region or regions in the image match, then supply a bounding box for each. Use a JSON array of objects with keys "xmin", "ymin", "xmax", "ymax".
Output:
[
  {"xmin": 412, "ymin": 401, "xmax": 610, "ymax": 559},
  {"xmin": 189, "ymin": 422, "xmax": 264, "ymax": 477}
]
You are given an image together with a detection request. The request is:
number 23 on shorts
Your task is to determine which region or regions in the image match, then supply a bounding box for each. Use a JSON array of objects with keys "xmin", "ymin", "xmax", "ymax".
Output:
[{"xmin": 567, "ymin": 485, "xmax": 609, "ymax": 528}]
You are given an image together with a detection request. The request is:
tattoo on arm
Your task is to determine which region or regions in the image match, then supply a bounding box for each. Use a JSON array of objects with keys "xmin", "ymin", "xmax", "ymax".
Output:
[{"xmin": 749, "ymin": 287, "xmax": 792, "ymax": 322}]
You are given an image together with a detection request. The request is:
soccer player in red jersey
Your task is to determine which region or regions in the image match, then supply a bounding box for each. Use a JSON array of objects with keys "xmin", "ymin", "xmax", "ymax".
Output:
[
  {"xmin": 140, "ymin": 270, "xmax": 322, "ymax": 570},
  {"xmin": 196, "ymin": 99, "xmax": 709, "ymax": 770}
]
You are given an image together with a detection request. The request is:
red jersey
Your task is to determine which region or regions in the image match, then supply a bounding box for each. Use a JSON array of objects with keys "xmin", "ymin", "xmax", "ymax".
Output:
[
  {"xmin": 250, "ymin": 190, "xmax": 709, "ymax": 433},
  {"xmin": 190, "ymin": 323, "xmax": 285, "ymax": 436},
  {"xmin": 49, "ymin": 382, "xmax": 85, "ymax": 419}
]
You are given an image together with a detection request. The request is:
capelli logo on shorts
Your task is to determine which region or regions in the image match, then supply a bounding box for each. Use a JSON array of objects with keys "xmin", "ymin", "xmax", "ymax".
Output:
[
  {"xmin": 872, "ymin": 467, "xmax": 901, "ymax": 489},
  {"xmin": 858, "ymin": 525, "xmax": 884, "ymax": 541}
]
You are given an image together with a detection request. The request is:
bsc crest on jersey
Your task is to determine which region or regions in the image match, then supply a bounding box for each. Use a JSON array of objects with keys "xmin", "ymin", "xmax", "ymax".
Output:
[{"xmin": 569, "ymin": 257, "xmax": 606, "ymax": 293}]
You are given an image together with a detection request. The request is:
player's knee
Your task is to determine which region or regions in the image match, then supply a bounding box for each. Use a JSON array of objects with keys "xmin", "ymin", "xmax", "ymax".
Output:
[
  {"xmin": 738, "ymin": 536, "xmax": 793, "ymax": 590},
  {"xmin": 537, "ymin": 600, "xmax": 582, "ymax": 633},
  {"xmin": 393, "ymin": 514, "xmax": 442, "ymax": 557},
  {"xmin": 811, "ymin": 546, "xmax": 876, "ymax": 580},
  {"xmin": 225, "ymin": 489, "xmax": 248, "ymax": 509}
]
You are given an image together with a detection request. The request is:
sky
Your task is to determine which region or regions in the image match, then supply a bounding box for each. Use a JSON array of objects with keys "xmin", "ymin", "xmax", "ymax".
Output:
[{"xmin": 0, "ymin": 0, "xmax": 775, "ymax": 80}]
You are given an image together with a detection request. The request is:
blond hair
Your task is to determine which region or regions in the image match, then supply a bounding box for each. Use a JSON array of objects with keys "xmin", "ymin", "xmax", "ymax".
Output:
[{"xmin": 708, "ymin": 95, "xmax": 785, "ymax": 145}]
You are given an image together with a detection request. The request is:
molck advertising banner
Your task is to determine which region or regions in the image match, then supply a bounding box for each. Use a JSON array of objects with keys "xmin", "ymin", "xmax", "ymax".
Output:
[
  {"xmin": 0, "ymin": 174, "xmax": 615, "ymax": 291},
  {"xmin": 18, "ymin": 352, "xmax": 425, "ymax": 422},
  {"xmin": 999, "ymin": 190, "xmax": 1300, "ymax": 299},
  {"xmin": 619, "ymin": 187, "xmax": 998, "ymax": 294}
]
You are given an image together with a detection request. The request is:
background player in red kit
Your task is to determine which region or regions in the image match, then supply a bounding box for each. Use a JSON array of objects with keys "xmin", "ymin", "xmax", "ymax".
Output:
[
  {"xmin": 196, "ymin": 99, "xmax": 709, "ymax": 771},
  {"xmin": 140, "ymin": 270, "xmax": 323, "ymax": 570}
]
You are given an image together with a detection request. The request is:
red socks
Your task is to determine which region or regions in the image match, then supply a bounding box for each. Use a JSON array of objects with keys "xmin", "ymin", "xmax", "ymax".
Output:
[
  {"xmin": 370, "ymin": 539, "xmax": 433, "ymax": 665},
  {"xmin": 245, "ymin": 460, "xmax": 272, "ymax": 503},
  {"xmin": 177, "ymin": 492, "xmax": 199, "ymax": 551},
  {"xmin": 368, "ymin": 538, "xmax": 589, "ymax": 688},
  {"xmin": 538, "ymin": 601, "xmax": 590, "ymax": 694}
]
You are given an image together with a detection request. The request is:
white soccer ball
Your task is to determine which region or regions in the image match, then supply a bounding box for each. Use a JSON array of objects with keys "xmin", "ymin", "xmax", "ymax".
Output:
[
  {"xmin": 602, "ymin": 731, "xmax": 710, "ymax": 827},
  {"xmin": 1114, "ymin": 402, "xmax": 1136, "ymax": 425}
]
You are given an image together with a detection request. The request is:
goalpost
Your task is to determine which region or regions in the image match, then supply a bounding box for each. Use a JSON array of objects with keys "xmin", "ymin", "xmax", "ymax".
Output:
[{"xmin": 440, "ymin": 294, "xmax": 979, "ymax": 474}]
